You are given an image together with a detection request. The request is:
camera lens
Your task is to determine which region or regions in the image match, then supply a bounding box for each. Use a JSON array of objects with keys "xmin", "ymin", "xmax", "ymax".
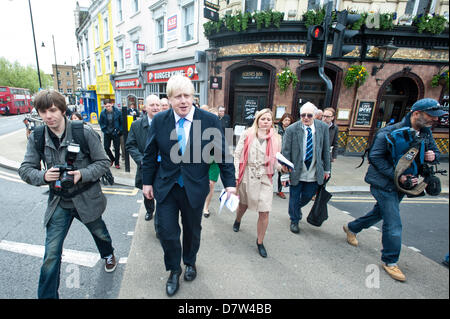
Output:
[{"xmin": 60, "ymin": 171, "xmax": 74, "ymax": 189}]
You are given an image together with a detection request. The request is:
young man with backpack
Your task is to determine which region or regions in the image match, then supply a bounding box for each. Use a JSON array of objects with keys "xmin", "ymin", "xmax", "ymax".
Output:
[
  {"xmin": 18, "ymin": 90, "xmax": 117, "ymax": 299},
  {"xmin": 343, "ymin": 98, "xmax": 447, "ymax": 282}
]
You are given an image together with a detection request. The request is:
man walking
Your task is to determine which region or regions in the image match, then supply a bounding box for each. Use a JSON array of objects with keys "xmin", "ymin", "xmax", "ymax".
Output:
[
  {"xmin": 126, "ymin": 95, "xmax": 161, "ymax": 222},
  {"xmin": 343, "ymin": 98, "xmax": 446, "ymax": 282},
  {"xmin": 99, "ymin": 99, "xmax": 123, "ymax": 169},
  {"xmin": 19, "ymin": 90, "xmax": 116, "ymax": 299},
  {"xmin": 142, "ymin": 75, "xmax": 236, "ymax": 297},
  {"xmin": 281, "ymin": 102, "xmax": 330, "ymax": 234}
]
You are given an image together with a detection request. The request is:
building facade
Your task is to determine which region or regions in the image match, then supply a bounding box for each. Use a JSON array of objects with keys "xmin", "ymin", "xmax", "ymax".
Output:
[
  {"xmin": 51, "ymin": 64, "xmax": 82, "ymax": 104},
  {"xmin": 205, "ymin": 0, "xmax": 449, "ymax": 155}
]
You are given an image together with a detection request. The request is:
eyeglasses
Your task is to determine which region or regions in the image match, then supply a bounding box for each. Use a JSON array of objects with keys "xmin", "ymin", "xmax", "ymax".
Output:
[
  {"xmin": 323, "ymin": 115, "xmax": 334, "ymax": 118},
  {"xmin": 300, "ymin": 113, "xmax": 314, "ymax": 118}
]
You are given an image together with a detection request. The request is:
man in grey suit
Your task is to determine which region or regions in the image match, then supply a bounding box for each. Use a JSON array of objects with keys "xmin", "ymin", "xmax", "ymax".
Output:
[{"xmin": 281, "ymin": 102, "xmax": 331, "ymax": 234}]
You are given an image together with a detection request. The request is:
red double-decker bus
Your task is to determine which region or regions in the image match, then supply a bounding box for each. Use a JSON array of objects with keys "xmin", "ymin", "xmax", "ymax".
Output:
[{"xmin": 0, "ymin": 86, "xmax": 33, "ymax": 115}]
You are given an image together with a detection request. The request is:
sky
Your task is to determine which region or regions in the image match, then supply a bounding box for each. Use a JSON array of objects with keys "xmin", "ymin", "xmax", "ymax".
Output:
[{"xmin": 0, "ymin": 0, "xmax": 91, "ymax": 74}]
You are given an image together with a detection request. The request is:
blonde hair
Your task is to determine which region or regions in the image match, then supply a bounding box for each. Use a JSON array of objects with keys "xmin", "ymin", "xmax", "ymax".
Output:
[
  {"xmin": 250, "ymin": 108, "xmax": 275, "ymax": 136},
  {"xmin": 166, "ymin": 74, "xmax": 195, "ymax": 98}
]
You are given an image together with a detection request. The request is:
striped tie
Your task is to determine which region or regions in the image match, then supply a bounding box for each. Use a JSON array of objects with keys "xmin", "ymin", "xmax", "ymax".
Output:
[
  {"xmin": 305, "ymin": 127, "xmax": 313, "ymax": 169},
  {"xmin": 177, "ymin": 118, "xmax": 186, "ymax": 187}
]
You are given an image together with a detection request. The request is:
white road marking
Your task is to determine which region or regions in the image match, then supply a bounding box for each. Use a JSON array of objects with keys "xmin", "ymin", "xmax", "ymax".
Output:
[
  {"xmin": 0, "ymin": 240, "xmax": 100, "ymax": 267},
  {"xmin": 127, "ymin": 231, "xmax": 134, "ymax": 236},
  {"xmin": 408, "ymin": 246, "xmax": 422, "ymax": 253},
  {"xmin": 119, "ymin": 257, "xmax": 128, "ymax": 264},
  {"xmin": 370, "ymin": 226, "xmax": 380, "ymax": 231}
]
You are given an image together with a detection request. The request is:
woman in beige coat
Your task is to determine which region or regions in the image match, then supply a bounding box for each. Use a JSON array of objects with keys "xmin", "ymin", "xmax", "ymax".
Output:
[{"xmin": 233, "ymin": 108, "xmax": 281, "ymax": 258}]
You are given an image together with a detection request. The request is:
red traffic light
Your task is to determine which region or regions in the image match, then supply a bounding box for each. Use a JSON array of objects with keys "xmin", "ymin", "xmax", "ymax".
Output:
[{"xmin": 311, "ymin": 25, "xmax": 324, "ymax": 39}]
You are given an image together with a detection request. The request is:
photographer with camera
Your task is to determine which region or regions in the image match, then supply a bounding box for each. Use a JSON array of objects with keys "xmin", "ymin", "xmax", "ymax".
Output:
[
  {"xmin": 19, "ymin": 90, "xmax": 116, "ymax": 299},
  {"xmin": 343, "ymin": 98, "xmax": 447, "ymax": 282},
  {"xmin": 99, "ymin": 99, "xmax": 123, "ymax": 169}
]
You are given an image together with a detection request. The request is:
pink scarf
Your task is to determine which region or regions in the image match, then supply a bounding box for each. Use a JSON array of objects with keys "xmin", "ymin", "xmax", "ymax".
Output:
[{"xmin": 237, "ymin": 127, "xmax": 280, "ymax": 186}]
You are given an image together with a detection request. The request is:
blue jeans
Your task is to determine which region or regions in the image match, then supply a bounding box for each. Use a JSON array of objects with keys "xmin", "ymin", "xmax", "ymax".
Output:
[
  {"xmin": 38, "ymin": 205, "xmax": 114, "ymax": 299},
  {"xmin": 348, "ymin": 186, "xmax": 404, "ymax": 265},
  {"xmin": 288, "ymin": 181, "xmax": 319, "ymax": 224}
]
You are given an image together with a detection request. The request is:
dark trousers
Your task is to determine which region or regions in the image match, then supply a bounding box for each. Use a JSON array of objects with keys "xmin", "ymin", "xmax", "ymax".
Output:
[
  {"xmin": 288, "ymin": 181, "xmax": 319, "ymax": 223},
  {"xmin": 103, "ymin": 133, "xmax": 121, "ymax": 165},
  {"xmin": 38, "ymin": 205, "xmax": 114, "ymax": 299},
  {"xmin": 144, "ymin": 194, "xmax": 158, "ymax": 232},
  {"xmin": 156, "ymin": 184, "xmax": 203, "ymax": 272}
]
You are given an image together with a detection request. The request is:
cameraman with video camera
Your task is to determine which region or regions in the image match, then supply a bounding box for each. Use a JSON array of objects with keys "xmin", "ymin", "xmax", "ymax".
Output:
[
  {"xmin": 19, "ymin": 90, "xmax": 116, "ymax": 299},
  {"xmin": 343, "ymin": 98, "xmax": 447, "ymax": 282}
]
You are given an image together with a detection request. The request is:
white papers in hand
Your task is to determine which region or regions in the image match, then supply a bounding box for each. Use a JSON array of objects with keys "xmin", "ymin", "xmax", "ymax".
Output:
[
  {"xmin": 218, "ymin": 189, "xmax": 239, "ymax": 214},
  {"xmin": 276, "ymin": 152, "xmax": 294, "ymax": 169}
]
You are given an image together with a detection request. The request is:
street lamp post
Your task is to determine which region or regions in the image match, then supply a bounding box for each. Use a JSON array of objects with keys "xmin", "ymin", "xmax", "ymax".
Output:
[
  {"xmin": 53, "ymin": 35, "xmax": 61, "ymax": 92},
  {"xmin": 28, "ymin": 0, "xmax": 42, "ymax": 89}
]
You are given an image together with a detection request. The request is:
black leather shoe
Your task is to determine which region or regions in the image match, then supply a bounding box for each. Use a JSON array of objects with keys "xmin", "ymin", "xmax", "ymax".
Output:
[
  {"xmin": 233, "ymin": 220, "xmax": 240, "ymax": 232},
  {"xmin": 290, "ymin": 222, "xmax": 300, "ymax": 234},
  {"xmin": 145, "ymin": 211, "xmax": 154, "ymax": 221},
  {"xmin": 257, "ymin": 240, "xmax": 267, "ymax": 258},
  {"xmin": 184, "ymin": 265, "xmax": 197, "ymax": 281},
  {"xmin": 166, "ymin": 270, "xmax": 181, "ymax": 297}
]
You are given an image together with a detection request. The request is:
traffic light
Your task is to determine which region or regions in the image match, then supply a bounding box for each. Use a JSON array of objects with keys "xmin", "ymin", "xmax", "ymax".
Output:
[
  {"xmin": 331, "ymin": 10, "xmax": 361, "ymax": 58},
  {"xmin": 306, "ymin": 25, "xmax": 325, "ymax": 57}
]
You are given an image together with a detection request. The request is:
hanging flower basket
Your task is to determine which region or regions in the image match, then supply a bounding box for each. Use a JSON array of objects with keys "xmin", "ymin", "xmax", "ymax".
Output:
[
  {"xmin": 344, "ymin": 65, "xmax": 369, "ymax": 88},
  {"xmin": 431, "ymin": 70, "xmax": 449, "ymax": 90},
  {"xmin": 277, "ymin": 67, "xmax": 299, "ymax": 93}
]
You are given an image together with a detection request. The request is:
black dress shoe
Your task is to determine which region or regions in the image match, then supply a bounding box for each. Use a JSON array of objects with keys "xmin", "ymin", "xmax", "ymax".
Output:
[
  {"xmin": 184, "ymin": 265, "xmax": 197, "ymax": 281},
  {"xmin": 145, "ymin": 211, "xmax": 154, "ymax": 221},
  {"xmin": 290, "ymin": 222, "xmax": 300, "ymax": 234},
  {"xmin": 257, "ymin": 240, "xmax": 267, "ymax": 258},
  {"xmin": 166, "ymin": 270, "xmax": 181, "ymax": 297},
  {"xmin": 233, "ymin": 220, "xmax": 240, "ymax": 232}
]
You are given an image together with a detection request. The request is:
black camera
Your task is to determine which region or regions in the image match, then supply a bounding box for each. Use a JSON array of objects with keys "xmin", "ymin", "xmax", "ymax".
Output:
[
  {"xmin": 420, "ymin": 163, "xmax": 447, "ymax": 196},
  {"xmin": 402, "ymin": 175, "xmax": 415, "ymax": 190},
  {"xmin": 53, "ymin": 143, "xmax": 80, "ymax": 190}
]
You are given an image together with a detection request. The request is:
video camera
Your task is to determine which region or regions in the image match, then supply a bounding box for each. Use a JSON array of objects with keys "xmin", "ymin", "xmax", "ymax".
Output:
[{"xmin": 53, "ymin": 143, "xmax": 80, "ymax": 190}]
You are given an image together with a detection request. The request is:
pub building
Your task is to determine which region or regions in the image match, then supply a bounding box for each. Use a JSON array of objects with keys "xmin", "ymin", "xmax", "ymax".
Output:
[{"xmin": 205, "ymin": 22, "xmax": 449, "ymax": 157}]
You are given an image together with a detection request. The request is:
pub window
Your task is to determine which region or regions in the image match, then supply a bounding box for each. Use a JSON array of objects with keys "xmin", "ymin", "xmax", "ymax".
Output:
[
  {"xmin": 405, "ymin": 0, "xmax": 432, "ymax": 16},
  {"xmin": 245, "ymin": 0, "xmax": 274, "ymax": 13}
]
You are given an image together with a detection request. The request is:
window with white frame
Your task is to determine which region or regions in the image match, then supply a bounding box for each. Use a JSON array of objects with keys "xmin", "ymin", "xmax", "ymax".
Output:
[
  {"xmin": 84, "ymin": 33, "xmax": 89, "ymax": 58},
  {"xmin": 156, "ymin": 17, "xmax": 165, "ymax": 50},
  {"xmin": 132, "ymin": 39, "xmax": 139, "ymax": 66},
  {"xmin": 105, "ymin": 50, "xmax": 111, "ymax": 74},
  {"xmin": 182, "ymin": 1, "xmax": 194, "ymax": 42},
  {"xmin": 103, "ymin": 14, "xmax": 109, "ymax": 43},
  {"xmin": 117, "ymin": 45, "xmax": 124, "ymax": 71},
  {"xmin": 117, "ymin": 0, "xmax": 123, "ymax": 22},
  {"xmin": 94, "ymin": 23, "xmax": 99, "ymax": 47},
  {"xmin": 133, "ymin": 0, "xmax": 139, "ymax": 13},
  {"xmin": 96, "ymin": 54, "xmax": 102, "ymax": 75},
  {"xmin": 245, "ymin": 0, "xmax": 274, "ymax": 12}
]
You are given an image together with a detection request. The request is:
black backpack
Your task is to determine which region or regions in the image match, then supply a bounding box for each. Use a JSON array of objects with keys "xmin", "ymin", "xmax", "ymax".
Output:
[{"xmin": 33, "ymin": 121, "xmax": 115, "ymax": 186}]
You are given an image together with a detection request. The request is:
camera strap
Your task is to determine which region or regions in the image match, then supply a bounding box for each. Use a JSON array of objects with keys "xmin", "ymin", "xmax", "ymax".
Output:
[{"xmin": 394, "ymin": 146, "xmax": 428, "ymax": 196}]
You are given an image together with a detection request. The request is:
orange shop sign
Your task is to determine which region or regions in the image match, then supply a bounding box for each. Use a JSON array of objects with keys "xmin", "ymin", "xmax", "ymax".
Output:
[{"xmin": 146, "ymin": 65, "xmax": 198, "ymax": 83}]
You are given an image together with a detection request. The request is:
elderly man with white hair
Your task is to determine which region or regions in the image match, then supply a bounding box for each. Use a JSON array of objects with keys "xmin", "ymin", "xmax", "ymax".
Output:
[
  {"xmin": 281, "ymin": 102, "xmax": 331, "ymax": 234},
  {"xmin": 126, "ymin": 94, "xmax": 161, "ymax": 222}
]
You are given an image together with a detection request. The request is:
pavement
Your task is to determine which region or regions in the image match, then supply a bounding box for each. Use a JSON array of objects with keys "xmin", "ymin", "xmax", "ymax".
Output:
[{"xmin": 0, "ymin": 125, "xmax": 448, "ymax": 299}]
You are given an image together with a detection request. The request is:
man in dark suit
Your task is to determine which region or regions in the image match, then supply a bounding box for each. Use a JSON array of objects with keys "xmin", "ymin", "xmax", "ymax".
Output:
[
  {"xmin": 142, "ymin": 75, "xmax": 236, "ymax": 297},
  {"xmin": 126, "ymin": 94, "xmax": 161, "ymax": 222},
  {"xmin": 281, "ymin": 102, "xmax": 331, "ymax": 234}
]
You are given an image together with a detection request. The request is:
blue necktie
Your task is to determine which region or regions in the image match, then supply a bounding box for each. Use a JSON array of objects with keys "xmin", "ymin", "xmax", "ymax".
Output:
[
  {"xmin": 177, "ymin": 118, "xmax": 186, "ymax": 187},
  {"xmin": 305, "ymin": 127, "xmax": 313, "ymax": 169}
]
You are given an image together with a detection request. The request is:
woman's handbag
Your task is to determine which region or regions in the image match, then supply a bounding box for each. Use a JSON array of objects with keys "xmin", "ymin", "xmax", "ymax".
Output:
[{"xmin": 307, "ymin": 178, "xmax": 332, "ymax": 227}]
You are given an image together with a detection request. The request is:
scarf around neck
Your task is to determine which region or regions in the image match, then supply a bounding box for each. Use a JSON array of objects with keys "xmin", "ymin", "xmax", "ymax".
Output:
[{"xmin": 237, "ymin": 127, "xmax": 279, "ymax": 186}]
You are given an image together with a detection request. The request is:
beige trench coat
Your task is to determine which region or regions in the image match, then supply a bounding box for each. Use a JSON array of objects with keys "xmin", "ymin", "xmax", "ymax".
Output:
[{"xmin": 234, "ymin": 129, "xmax": 281, "ymax": 212}]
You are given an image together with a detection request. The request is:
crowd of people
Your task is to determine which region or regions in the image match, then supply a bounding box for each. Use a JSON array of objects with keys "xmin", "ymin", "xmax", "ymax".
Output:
[{"xmin": 18, "ymin": 74, "xmax": 448, "ymax": 298}]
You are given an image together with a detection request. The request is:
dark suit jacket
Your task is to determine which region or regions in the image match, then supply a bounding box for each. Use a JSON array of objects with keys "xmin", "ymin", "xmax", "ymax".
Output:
[
  {"xmin": 125, "ymin": 116, "xmax": 150, "ymax": 189},
  {"xmin": 142, "ymin": 108, "xmax": 236, "ymax": 209}
]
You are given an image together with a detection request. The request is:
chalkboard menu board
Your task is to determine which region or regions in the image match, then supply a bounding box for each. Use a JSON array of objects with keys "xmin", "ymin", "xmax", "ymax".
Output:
[
  {"xmin": 243, "ymin": 97, "xmax": 259, "ymax": 124},
  {"xmin": 354, "ymin": 100, "xmax": 376, "ymax": 127}
]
